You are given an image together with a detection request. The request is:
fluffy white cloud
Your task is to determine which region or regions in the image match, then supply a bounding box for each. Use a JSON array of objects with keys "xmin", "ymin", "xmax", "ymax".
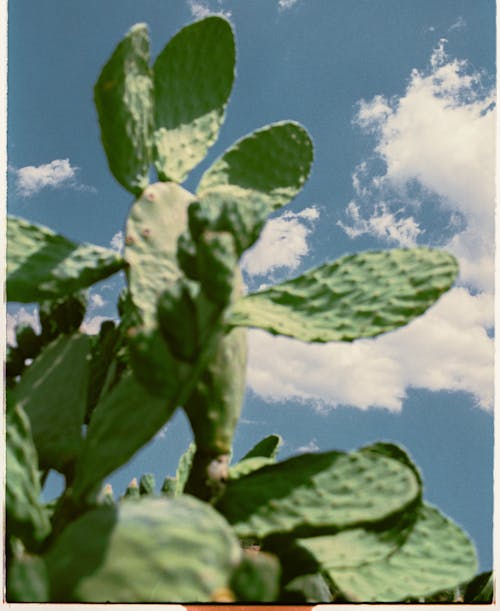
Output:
[
  {"xmin": 338, "ymin": 201, "xmax": 421, "ymax": 247},
  {"xmin": 89, "ymin": 293, "xmax": 106, "ymax": 309},
  {"xmin": 110, "ymin": 231, "xmax": 124, "ymax": 252},
  {"xmin": 187, "ymin": 0, "xmax": 231, "ymax": 20},
  {"xmin": 247, "ymin": 288, "xmax": 493, "ymax": 411},
  {"xmin": 341, "ymin": 40, "xmax": 495, "ymax": 293},
  {"xmin": 6, "ymin": 307, "xmax": 40, "ymax": 346},
  {"xmin": 14, "ymin": 159, "xmax": 80, "ymax": 197},
  {"xmin": 81, "ymin": 315, "xmax": 112, "ymax": 335},
  {"xmin": 241, "ymin": 206, "xmax": 319, "ymax": 276},
  {"xmin": 278, "ymin": 0, "xmax": 300, "ymax": 10}
]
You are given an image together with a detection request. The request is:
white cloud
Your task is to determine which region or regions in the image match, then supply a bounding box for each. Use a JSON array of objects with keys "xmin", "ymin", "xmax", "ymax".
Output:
[
  {"xmin": 187, "ymin": 0, "xmax": 231, "ymax": 20},
  {"xmin": 6, "ymin": 307, "xmax": 40, "ymax": 346},
  {"xmin": 296, "ymin": 439, "xmax": 319, "ymax": 453},
  {"xmin": 342, "ymin": 40, "xmax": 495, "ymax": 293},
  {"xmin": 110, "ymin": 231, "xmax": 124, "ymax": 252},
  {"xmin": 278, "ymin": 0, "xmax": 300, "ymax": 10},
  {"xmin": 247, "ymin": 288, "xmax": 493, "ymax": 412},
  {"xmin": 90, "ymin": 293, "xmax": 106, "ymax": 309},
  {"xmin": 81, "ymin": 315, "xmax": 112, "ymax": 335},
  {"xmin": 241, "ymin": 206, "xmax": 320, "ymax": 276},
  {"xmin": 14, "ymin": 159, "xmax": 84, "ymax": 197},
  {"xmin": 338, "ymin": 201, "xmax": 421, "ymax": 247},
  {"xmin": 449, "ymin": 16, "xmax": 466, "ymax": 32}
]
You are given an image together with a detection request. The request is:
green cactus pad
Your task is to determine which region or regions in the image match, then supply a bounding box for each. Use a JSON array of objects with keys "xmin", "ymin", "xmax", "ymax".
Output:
[
  {"xmin": 229, "ymin": 456, "xmax": 275, "ymax": 480},
  {"xmin": 6, "ymin": 402, "xmax": 51, "ymax": 547},
  {"xmin": 242, "ymin": 434, "xmax": 283, "ymax": 460},
  {"xmin": 94, "ymin": 23, "xmax": 153, "ymax": 194},
  {"xmin": 7, "ymin": 216, "xmax": 125, "ymax": 303},
  {"xmin": 73, "ymin": 373, "xmax": 175, "ymax": 500},
  {"xmin": 7, "ymin": 554, "xmax": 50, "ymax": 602},
  {"xmin": 46, "ymin": 497, "xmax": 242, "ymax": 602},
  {"xmin": 153, "ymin": 17, "xmax": 235, "ymax": 183},
  {"xmin": 124, "ymin": 181, "xmax": 196, "ymax": 329},
  {"xmin": 284, "ymin": 573, "xmax": 333, "ymax": 603},
  {"xmin": 311, "ymin": 504, "xmax": 478, "ymax": 602},
  {"xmin": 230, "ymin": 550, "xmax": 281, "ymax": 602},
  {"xmin": 229, "ymin": 248, "xmax": 458, "ymax": 342},
  {"xmin": 197, "ymin": 122, "xmax": 314, "ymax": 210},
  {"xmin": 217, "ymin": 449, "xmax": 421, "ymax": 539},
  {"xmin": 13, "ymin": 334, "xmax": 91, "ymax": 474}
]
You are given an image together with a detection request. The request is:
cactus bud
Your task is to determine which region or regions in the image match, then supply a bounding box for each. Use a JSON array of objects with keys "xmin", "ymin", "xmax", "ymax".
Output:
[
  {"xmin": 139, "ymin": 473, "xmax": 155, "ymax": 496},
  {"xmin": 161, "ymin": 476, "xmax": 176, "ymax": 498}
]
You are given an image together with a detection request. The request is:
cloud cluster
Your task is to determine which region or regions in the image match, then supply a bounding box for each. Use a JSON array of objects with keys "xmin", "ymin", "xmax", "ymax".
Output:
[
  {"xmin": 187, "ymin": 0, "xmax": 231, "ymax": 20},
  {"xmin": 241, "ymin": 206, "xmax": 319, "ymax": 277},
  {"xmin": 247, "ymin": 287, "xmax": 493, "ymax": 412},
  {"xmin": 245, "ymin": 41, "xmax": 495, "ymax": 412},
  {"xmin": 6, "ymin": 307, "xmax": 40, "ymax": 346},
  {"xmin": 14, "ymin": 159, "xmax": 84, "ymax": 198},
  {"xmin": 340, "ymin": 39, "xmax": 495, "ymax": 293}
]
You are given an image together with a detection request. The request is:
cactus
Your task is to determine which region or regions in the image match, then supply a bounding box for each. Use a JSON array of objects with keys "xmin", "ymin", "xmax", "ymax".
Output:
[
  {"xmin": 45, "ymin": 497, "xmax": 242, "ymax": 602},
  {"xmin": 5, "ymin": 14, "xmax": 486, "ymax": 604},
  {"xmin": 11, "ymin": 334, "xmax": 91, "ymax": 475},
  {"xmin": 216, "ymin": 448, "xmax": 421, "ymax": 539},
  {"xmin": 7, "ymin": 216, "xmax": 124, "ymax": 302}
]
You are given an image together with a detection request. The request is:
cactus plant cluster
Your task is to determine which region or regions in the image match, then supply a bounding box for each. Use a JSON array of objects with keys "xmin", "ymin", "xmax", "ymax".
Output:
[{"xmin": 5, "ymin": 16, "xmax": 492, "ymax": 603}]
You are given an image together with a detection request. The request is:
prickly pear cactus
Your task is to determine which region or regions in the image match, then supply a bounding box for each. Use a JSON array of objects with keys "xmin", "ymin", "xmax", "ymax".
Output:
[{"xmin": 5, "ymin": 14, "xmax": 483, "ymax": 605}]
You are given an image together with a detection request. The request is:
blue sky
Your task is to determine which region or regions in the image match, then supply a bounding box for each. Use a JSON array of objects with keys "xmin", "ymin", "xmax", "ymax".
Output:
[{"xmin": 7, "ymin": 0, "xmax": 495, "ymax": 571}]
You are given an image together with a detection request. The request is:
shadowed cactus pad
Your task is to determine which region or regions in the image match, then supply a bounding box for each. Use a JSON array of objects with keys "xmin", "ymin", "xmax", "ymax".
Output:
[
  {"xmin": 305, "ymin": 504, "xmax": 478, "ymax": 602},
  {"xmin": 94, "ymin": 23, "xmax": 153, "ymax": 194},
  {"xmin": 46, "ymin": 497, "xmax": 242, "ymax": 602},
  {"xmin": 217, "ymin": 448, "xmax": 421, "ymax": 539},
  {"xmin": 7, "ymin": 216, "xmax": 124, "ymax": 303}
]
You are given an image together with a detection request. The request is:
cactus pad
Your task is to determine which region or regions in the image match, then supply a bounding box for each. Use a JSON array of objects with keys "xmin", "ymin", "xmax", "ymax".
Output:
[
  {"xmin": 153, "ymin": 17, "xmax": 235, "ymax": 183},
  {"xmin": 6, "ymin": 402, "xmax": 51, "ymax": 547},
  {"xmin": 229, "ymin": 248, "xmax": 458, "ymax": 342},
  {"xmin": 13, "ymin": 334, "xmax": 91, "ymax": 473},
  {"xmin": 73, "ymin": 373, "xmax": 175, "ymax": 500},
  {"xmin": 217, "ymin": 449, "xmax": 421, "ymax": 539},
  {"xmin": 7, "ymin": 216, "xmax": 124, "ymax": 303},
  {"xmin": 197, "ymin": 122, "xmax": 313, "ymax": 210},
  {"xmin": 124, "ymin": 181, "xmax": 196, "ymax": 329},
  {"xmin": 94, "ymin": 23, "xmax": 153, "ymax": 194},
  {"xmin": 46, "ymin": 497, "xmax": 242, "ymax": 602},
  {"xmin": 311, "ymin": 504, "xmax": 478, "ymax": 602}
]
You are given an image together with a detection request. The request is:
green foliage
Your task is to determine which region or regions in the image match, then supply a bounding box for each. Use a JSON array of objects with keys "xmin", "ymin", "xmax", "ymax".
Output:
[
  {"xmin": 7, "ymin": 216, "xmax": 125, "ymax": 303},
  {"xmin": 153, "ymin": 17, "xmax": 235, "ymax": 182},
  {"xmin": 197, "ymin": 122, "xmax": 314, "ymax": 210},
  {"xmin": 7, "ymin": 554, "xmax": 50, "ymax": 602},
  {"xmin": 72, "ymin": 373, "xmax": 174, "ymax": 501},
  {"xmin": 94, "ymin": 23, "xmax": 153, "ymax": 194},
  {"xmin": 5, "ymin": 14, "xmax": 486, "ymax": 605},
  {"xmin": 124, "ymin": 181, "xmax": 195, "ymax": 329},
  {"xmin": 217, "ymin": 448, "xmax": 421, "ymax": 539},
  {"xmin": 242, "ymin": 434, "xmax": 283, "ymax": 460},
  {"xmin": 46, "ymin": 497, "xmax": 242, "ymax": 602},
  {"xmin": 12, "ymin": 334, "xmax": 91, "ymax": 474},
  {"xmin": 230, "ymin": 248, "xmax": 458, "ymax": 342},
  {"xmin": 303, "ymin": 504, "xmax": 477, "ymax": 603},
  {"xmin": 6, "ymin": 402, "xmax": 51, "ymax": 547}
]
